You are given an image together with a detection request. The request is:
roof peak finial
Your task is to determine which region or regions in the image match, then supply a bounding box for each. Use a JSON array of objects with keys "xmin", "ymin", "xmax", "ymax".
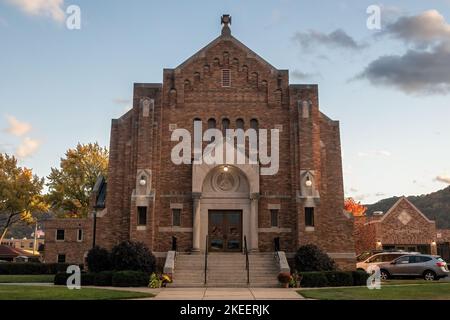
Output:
[{"xmin": 221, "ymin": 14, "xmax": 232, "ymax": 36}]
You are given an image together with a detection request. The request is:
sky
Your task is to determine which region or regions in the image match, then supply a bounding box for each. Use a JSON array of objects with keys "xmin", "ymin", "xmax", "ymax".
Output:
[{"xmin": 0, "ymin": 0, "xmax": 449, "ymax": 204}]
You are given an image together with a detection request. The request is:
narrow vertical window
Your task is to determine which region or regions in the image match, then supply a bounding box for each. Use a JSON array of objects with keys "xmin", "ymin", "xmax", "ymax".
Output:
[
  {"xmin": 222, "ymin": 118, "xmax": 230, "ymax": 136},
  {"xmin": 305, "ymin": 207, "xmax": 315, "ymax": 227},
  {"xmin": 77, "ymin": 229, "xmax": 83, "ymax": 242},
  {"xmin": 222, "ymin": 69, "xmax": 231, "ymax": 87},
  {"xmin": 137, "ymin": 206, "xmax": 147, "ymax": 226},
  {"xmin": 236, "ymin": 118, "xmax": 244, "ymax": 130},
  {"xmin": 208, "ymin": 118, "xmax": 216, "ymax": 129},
  {"xmin": 270, "ymin": 209, "xmax": 279, "ymax": 227},
  {"xmin": 172, "ymin": 209, "xmax": 181, "ymax": 227},
  {"xmin": 193, "ymin": 118, "xmax": 201, "ymax": 130}
]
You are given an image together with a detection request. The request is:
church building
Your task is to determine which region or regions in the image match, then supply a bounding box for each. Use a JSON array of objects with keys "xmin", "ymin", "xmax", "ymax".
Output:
[{"xmin": 44, "ymin": 15, "xmax": 356, "ymax": 276}]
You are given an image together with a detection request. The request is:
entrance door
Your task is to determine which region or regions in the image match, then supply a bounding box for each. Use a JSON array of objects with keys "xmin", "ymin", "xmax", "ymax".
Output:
[{"xmin": 208, "ymin": 211, "xmax": 242, "ymax": 252}]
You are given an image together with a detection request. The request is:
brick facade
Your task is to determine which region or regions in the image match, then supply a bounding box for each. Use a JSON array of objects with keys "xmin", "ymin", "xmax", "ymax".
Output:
[
  {"xmin": 354, "ymin": 197, "xmax": 450, "ymax": 259},
  {"xmin": 44, "ymin": 17, "xmax": 355, "ymax": 270},
  {"xmin": 43, "ymin": 219, "xmax": 91, "ymax": 264}
]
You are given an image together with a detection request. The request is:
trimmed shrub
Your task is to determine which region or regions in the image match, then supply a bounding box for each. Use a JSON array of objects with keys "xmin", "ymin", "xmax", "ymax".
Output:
[
  {"xmin": 87, "ymin": 246, "xmax": 112, "ymax": 273},
  {"xmin": 294, "ymin": 244, "xmax": 337, "ymax": 272},
  {"xmin": 110, "ymin": 241, "xmax": 156, "ymax": 273},
  {"xmin": 54, "ymin": 272, "xmax": 95, "ymax": 286},
  {"xmin": 81, "ymin": 273, "xmax": 95, "ymax": 286},
  {"xmin": 112, "ymin": 271, "xmax": 150, "ymax": 287},
  {"xmin": 0, "ymin": 263, "xmax": 72, "ymax": 275},
  {"xmin": 94, "ymin": 271, "xmax": 114, "ymax": 286},
  {"xmin": 54, "ymin": 272, "xmax": 70, "ymax": 285},
  {"xmin": 325, "ymin": 271, "xmax": 353, "ymax": 287},
  {"xmin": 299, "ymin": 272, "xmax": 329, "ymax": 288},
  {"xmin": 352, "ymin": 270, "xmax": 370, "ymax": 286}
]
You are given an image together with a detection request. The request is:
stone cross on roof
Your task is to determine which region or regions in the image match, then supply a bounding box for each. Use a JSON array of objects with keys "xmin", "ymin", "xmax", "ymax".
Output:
[{"xmin": 221, "ymin": 14, "xmax": 232, "ymax": 36}]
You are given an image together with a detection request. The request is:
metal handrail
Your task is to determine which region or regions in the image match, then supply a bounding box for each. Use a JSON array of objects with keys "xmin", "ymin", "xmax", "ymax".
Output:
[
  {"xmin": 244, "ymin": 236, "xmax": 250, "ymax": 285},
  {"xmin": 274, "ymin": 237, "xmax": 281, "ymax": 261},
  {"xmin": 204, "ymin": 235, "xmax": 208, "ymax": 285}
]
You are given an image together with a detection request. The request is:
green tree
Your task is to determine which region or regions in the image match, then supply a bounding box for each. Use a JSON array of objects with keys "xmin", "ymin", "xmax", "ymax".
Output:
[
  {"xmin": 47, "ymin": 143, "xmax": 108, "ymax": 218},
  {"xmin": 0, "ymin": 154, "xmax": 49, "ymax": 242}
]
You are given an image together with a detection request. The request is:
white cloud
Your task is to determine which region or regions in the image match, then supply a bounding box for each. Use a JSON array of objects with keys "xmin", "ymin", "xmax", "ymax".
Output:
[
  {"xmin": 357, "ymin": 152, "xmax": 369, "ymax": 157},
  {"xmin": 113, "ymin": 98, "xmax": 131, "ymax": 105},
  {"xmin": 375, "ymin": 150, "xmax": 391, "ymax": 157},
  {"xmin": 357, "ymin": 150, "xmax": 391, "ymax": 157},
  {"xmin": 382, "ymin": 10, "xmax": 450, "ymax": 46},
  {"xmin": 358, "ymin": 10, "xmax": 450, "ymax": 95},
  {"xmin": 353, "ymin": 193, "xmax": 371, "ymax": 201},
  {"xmin": 293, "ymin": 29, "xmax": 367, "ymax": 51},
  {"xmin": 15, "ymin": 137, "xmax": 41, "ymax": 158},
  {"xmin": 6, "ymin": 0, "xmax": 65, "ymax": 22},
  {"xmin": 5, "ymin": 115, "xmax": 32, "ymax": 137},
  {"xmin": 435, "ymin": 175, "xmax": 450, "ymax": 184}
]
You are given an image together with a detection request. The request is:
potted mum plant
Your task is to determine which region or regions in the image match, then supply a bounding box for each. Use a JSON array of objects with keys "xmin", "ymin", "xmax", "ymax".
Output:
[{"xmin": 277, "ymin": 272, "xmax": 291, "ymax": 288}]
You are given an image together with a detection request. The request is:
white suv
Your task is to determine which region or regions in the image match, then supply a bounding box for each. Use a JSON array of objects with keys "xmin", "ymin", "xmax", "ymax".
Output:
[{"xmin": 357, "ymin": 252, "xmax": 418, "ymax": 272}]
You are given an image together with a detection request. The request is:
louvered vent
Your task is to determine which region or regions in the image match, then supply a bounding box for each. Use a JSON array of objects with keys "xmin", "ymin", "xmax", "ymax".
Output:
[{"xmin": 222, "ymin": 69, "xmax": 231, "ymax": 87}]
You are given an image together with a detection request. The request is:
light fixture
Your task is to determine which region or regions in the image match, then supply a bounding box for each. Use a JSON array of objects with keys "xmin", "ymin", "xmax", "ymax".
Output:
[
  {"xmin": 223, "ymin": 166, "xmax": 229, "ymax": 172},
  {"xmin": 305, "ymin": 176, "xmax": 312, "ymax": 187},
  {"xmin": 139, "ymin": 176, "xmax": 147, "ymax": 186},
  {"xmin": 431, "ymin": 241, "xmax": 437, "ymax": 246}
]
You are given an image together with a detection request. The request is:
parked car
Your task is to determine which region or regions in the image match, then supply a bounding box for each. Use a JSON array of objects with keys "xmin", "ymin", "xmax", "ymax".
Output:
[
  {"xmin": 356, "ymin": 250, "xmax": 384, "ymax": 262},
  {"xmin": 379, "ymin": 254, "xmax": 449, "ymax": 281},
  {"xmin": 357, "ymin": 252, "xmax": 417, "ymax": 272}
]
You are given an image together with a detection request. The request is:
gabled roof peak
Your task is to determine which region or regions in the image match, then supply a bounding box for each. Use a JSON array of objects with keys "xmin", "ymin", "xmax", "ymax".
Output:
[{"xmin": 175, "ymin": 15, "xmax": 277, "ymax": 72}]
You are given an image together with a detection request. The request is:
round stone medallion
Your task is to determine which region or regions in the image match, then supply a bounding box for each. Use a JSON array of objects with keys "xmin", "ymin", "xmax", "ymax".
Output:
[{"xmin": 212, "ymin": 170, "xmax": 239, "ymax": 192}]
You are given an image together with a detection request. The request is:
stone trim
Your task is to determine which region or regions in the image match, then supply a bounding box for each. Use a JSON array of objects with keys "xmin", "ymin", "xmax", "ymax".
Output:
[
  {"xmin": 267, "ymin": 204, "xmax": 281, "ymax": 210},
  {"xmin": 163, "ymin": 251, "xmax": 176, "ymax": 274},
  {"xmin": 276, "ymin": 251, "xmax": 290, "ymax": 273},
  {"xmin": 159, "ymin": 227, "xmax": 193, "ymax": 233},
  {"xmin": 137, "ymin": 226, "xmax": 147, "ymax": 231},
  {"xmin": 258, "ymin": 227, "xmax": 291, "ymax": 233},
  {"xmin": 170, "ymin": 203, "xmax": 184, "ymax": 209},
  {"xmin": 153, "ymin": 252, "xmax": 169, "ymax": 258},
  {"xmin": 305, "ymin": 226, "xmax": 315, "ymax": 232}
]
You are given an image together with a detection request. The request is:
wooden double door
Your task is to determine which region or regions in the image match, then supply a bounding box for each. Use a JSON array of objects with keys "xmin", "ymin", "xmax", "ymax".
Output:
[{"xmin": 208, "ymin": 210, "xmax": 242, "ymax": 252}]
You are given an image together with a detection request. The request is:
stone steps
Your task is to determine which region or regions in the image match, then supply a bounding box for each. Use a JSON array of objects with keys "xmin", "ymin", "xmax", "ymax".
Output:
[{"xmin": 170, "ymin": 253, "xmax": 283, "ymax": 288}]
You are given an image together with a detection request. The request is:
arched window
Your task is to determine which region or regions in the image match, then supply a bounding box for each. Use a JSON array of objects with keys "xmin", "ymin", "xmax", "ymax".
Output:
[
  {"xmin": 208, "ymin": 118, "xmax": 216, "ymax": 129},
  {"xmin": 222, "ymin": 118, "xmax": 230, "ymax": 135},
  {"xmin": 236, "ymin": 118, "xmax": 244, "ymax": 130},
  {"xmin": 193, "ymin": 118, "xmax": 201, "ymax": 129},
  {"xmin": 250, "ymin": 119, "xmax": 259, "ymax": 131}
]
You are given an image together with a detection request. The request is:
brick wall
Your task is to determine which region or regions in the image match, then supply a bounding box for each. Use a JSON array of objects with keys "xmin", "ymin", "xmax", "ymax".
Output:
[
  {"xmin": 44, "ymin": 25, "xmax": 356, "ymax": 270},
  {"xmin": 43, "ymin": 219, "xmax": 92, "ymax": 264}
]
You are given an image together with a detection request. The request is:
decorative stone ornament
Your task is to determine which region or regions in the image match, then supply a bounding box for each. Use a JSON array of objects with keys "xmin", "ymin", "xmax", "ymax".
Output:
[{"xmin": 398, "ymin": 210, "xmax": 412, "ymax": 225}]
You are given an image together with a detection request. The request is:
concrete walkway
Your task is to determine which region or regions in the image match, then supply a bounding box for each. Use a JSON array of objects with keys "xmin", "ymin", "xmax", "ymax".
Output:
[{"xmin": 152, "ymin": 288, "xmax": 304, "ymax": 300}]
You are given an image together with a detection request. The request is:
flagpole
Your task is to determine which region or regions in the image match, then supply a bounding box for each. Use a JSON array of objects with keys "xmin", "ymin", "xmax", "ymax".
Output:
[{"xmin": 33, "ymin": 221, "xmax": 38, "ymax": 255}]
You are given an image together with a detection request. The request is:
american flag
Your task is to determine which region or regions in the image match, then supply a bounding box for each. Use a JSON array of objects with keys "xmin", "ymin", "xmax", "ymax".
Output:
[{"xmin": 31, "ymin": 229, "xmax": 45, "ymax": 238}]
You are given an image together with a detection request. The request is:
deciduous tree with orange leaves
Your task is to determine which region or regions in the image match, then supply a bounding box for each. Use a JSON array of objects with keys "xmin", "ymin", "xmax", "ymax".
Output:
[{"xmin": 344, "ymin": 198, "xmax": 367, "ymax": 217}]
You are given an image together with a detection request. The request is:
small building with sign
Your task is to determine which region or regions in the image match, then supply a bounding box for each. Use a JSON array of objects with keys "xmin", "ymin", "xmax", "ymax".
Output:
[{"xmin": 354, "ymin": 197, "xmax": 450, "ymax": 261}]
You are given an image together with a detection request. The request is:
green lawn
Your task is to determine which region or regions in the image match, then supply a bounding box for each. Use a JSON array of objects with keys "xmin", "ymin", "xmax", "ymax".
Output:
[
  {"xmin": 299, "ymin": 283, "xmax": 450, "ymax": 300},
  {"xmin": 0, "ymin": 285, "xmax": 155, "ymax": 300},
  {"xmin": 0, "ymin": 275, "xmax": 54, "ymax": 283}
]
